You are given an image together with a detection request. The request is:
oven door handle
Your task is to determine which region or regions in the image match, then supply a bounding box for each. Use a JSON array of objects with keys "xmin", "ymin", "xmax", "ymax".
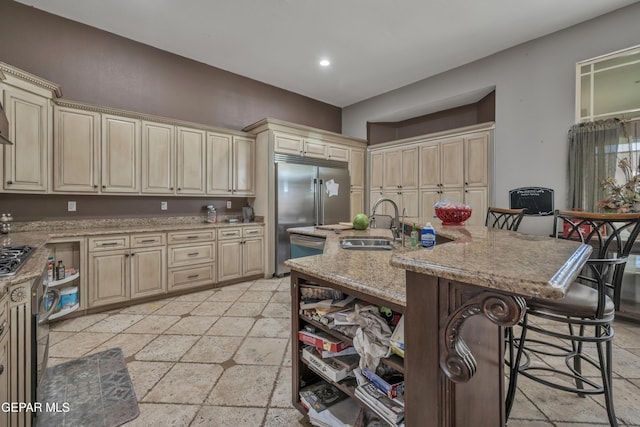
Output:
[{"xmin": 39, "ymin": 288, "xmax": 60, "ymax": 325}]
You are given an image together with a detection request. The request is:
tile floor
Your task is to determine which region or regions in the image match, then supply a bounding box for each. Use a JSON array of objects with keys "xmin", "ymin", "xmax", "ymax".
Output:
[{"xmin": 45, "ymin": 277, "xmax": 640, "ymax": 426}]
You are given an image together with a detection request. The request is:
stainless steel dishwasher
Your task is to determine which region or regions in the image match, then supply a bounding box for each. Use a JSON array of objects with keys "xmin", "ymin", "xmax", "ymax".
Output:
[{"xmin": 289, "ymin": 234, "xmax": 326, "ymax": 259}]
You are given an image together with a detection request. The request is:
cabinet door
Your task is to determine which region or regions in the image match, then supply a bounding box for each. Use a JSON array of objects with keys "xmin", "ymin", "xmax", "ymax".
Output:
[
  {"xmin": 440, "ymin": 137, "xmax": 464, "ymax": 188},
  {"xmin": 370, "ymin": 151, "xmax": 384, "ymax": 191},
  {"xmin": 131, "ymin": 246, "xmax": 167, "ymax": 299},
  {"xmin": 53, "ymin": 106, "xmax": 100, "ymax": 192},
  {"xmin": 383, "ymin": 151, "xmax": 401, "ymax": 190},
  {"xmin": 350, "ymin": 189, "xmax": 364, "ymax": 218},
  {"xmin": 101, "ymin": 114, "xmax": 141, "ymax": 193},
  {"xmin": 370, "ymin": 190, "xmax": 385, "ymax": 215},
  {"xmin": 328, "ymin": 144, "xmax": 349, "ymax": 162},
  {"xmin": 399, "ymin": 189, "xmax": 419, "ymax": 218},
  {"xmin": 465, "ymin": 187, "xmax": 488, "ymax": 227},
  {"xmin": 274, "ymin": 133, "xmax": 303, "ymax": 155},
  {"xmin": 89, "ymin": 250, "xmax": 130, "ymax": 307},
  {"xmin": 217, "ymin": 240, "xmax": 242, "ymax": 282},
  {"xmin": 349, "ymin": 148, "xmax": 365, "ymax": 189},
  {"xmin": 207, "ymin": 131, "xmax": 232, "ymax": 195},
  {"xmin": 419, "ymin": 142, "xmax": 440, "ymax": 188},
  {"xmin": 401, "ymin": 146, "xmax": 419, "ymax": 189},
  {"xmin": 233, "ymin": 136, "xmax": 255, "ymax": 195},
  {"xmin": 141, "ymin": 121, "xmax": 175, "ymax": 194},
  {"xmin": 176, "ymin": 126, "xmax": 206, "ymax": 194},
  {"xmin": 2, "ymin": 86, "xmax": 50, "ymax": 192},
  {"xmin": 303, "ymin": 139, "xmax": 327, "ymax": 159},
  {"xmin": 243, "ymin": 237, "xmax": 264, "ymax": 276},
  {"xmin": 464, "ymin": 132, "xmax": 489, "ymax": 187},
  {"xmin": 420, "ymin": 189, "xmax": 440, "ymax": 223}
]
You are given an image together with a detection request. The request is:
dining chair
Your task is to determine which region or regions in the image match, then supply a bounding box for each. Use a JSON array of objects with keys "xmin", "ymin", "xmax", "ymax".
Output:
[
  {"xmin": 485, "ymin": 207, "xmax": 526, "ymax": 231},
  {"xmin": 505, "ymin": 209, "xmax": 640, "ymax": 426}
]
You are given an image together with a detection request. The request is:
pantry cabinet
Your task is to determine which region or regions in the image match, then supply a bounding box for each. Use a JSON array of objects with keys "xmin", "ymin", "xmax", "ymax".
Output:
[
  {"xmin": 141, "ymin": 121, "xmax": 176, "ymax": 194},
  {"xmin": 101, "ymin": 114, "xmax": 141, "ymax": 193}
]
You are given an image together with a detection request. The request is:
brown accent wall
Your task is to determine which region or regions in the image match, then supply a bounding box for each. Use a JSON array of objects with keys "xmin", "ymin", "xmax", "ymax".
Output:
[
  {"xmin": 367, "ymin": 91, "xmax": 496, "ymax": 144},
  {"xmin": 0, "ymin": 0, "xmax": 342, "ymax": 221}
]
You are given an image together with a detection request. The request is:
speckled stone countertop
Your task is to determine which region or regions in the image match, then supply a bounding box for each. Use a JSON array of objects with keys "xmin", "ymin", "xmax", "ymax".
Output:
[
  {"xmin": 0, "ymin": 216, "xmax": 264, "ymax": 292},
  {"xmin": 285, "ymin": 224, "xmax": 592, "ymax": 307}
]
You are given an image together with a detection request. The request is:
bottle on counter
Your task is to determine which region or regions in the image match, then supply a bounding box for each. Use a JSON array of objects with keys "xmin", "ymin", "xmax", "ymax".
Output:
[
  {"xmin": 410, "ymin": 223, "xmax": 418, "ymax": 248},
  {"xmin": 47, "ymin": 256, "xmax": 55, "ymax": 282},
  {"xmin": 56, "ymin": 260, "xmax": 65, "ymax": 281},
  {"xmin": 421, "ymin": 222, "xmax": 436, "ymax": 248}
]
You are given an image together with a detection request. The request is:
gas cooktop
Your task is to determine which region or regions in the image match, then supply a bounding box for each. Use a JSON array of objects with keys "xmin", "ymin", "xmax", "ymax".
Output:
[{"xmin": 0, "ymin": 245, "xmax": 34, "ymax": 277}]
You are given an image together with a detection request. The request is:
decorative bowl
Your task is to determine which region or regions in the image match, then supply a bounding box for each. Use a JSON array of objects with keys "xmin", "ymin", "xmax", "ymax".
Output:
[{"xmin": 435, "ymin": 207, "xmax": 472, "ymax": 225}]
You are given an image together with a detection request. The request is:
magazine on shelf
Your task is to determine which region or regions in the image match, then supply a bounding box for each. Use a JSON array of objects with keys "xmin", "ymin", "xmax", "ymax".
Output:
[
  {"xmin": 299, "ymin": 380, "xmax": 348, "ymax": 412},
  {"xmin": 361, "ymin": 367, "xmax": 405, "ymax": 399},
  {"xmin": 300, "ymin": 393, "xmax": 364, "ymax": 427},
  {"xmin": 298, "ymin": 329, "xmax": 350, "ymax": 353},
  {"xmin": 355, "ymin": 381, "xmax": 405, "ymax": 425}
]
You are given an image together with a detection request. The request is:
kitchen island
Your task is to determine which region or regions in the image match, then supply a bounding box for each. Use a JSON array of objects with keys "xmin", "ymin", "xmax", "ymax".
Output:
[{"xmin": 285, "ymin": 224, "xmax": 591, "ymax": 426}]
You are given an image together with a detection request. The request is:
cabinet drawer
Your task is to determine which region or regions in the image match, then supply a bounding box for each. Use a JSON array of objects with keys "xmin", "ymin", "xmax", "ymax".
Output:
[
  {"xmin": 167, "ymin": 230, "xmax": 215, "ymax": 244},
  {"xmin": 168, "ymin": 264, "xmax": 215, "ymax": 290},
  {"xmin": 131, "ymin": 233, "xmax": 166, "ymax": 248},
  {"xmin": 242, "ymin": 226, "xmax": 263, "ymax": 237},
  {"xmin": 168, "ymin": 242, "xmax": 215, "ymax": 267},
  {"xmin": 217, "ymin": 228, "xmax": 242, "ymax": 240},
  {"xmin": 88, "ymin": 235, "xmax": 130, "ymax": 252}
]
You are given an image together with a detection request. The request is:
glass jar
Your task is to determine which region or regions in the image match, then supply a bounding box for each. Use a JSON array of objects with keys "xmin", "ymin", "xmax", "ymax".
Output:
[{"xmin": 205, "ymin": 205, "xmax": 217, "ymax": 223}]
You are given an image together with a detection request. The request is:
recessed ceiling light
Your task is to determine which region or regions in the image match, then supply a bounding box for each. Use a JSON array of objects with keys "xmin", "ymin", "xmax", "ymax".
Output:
[{"xmin": 319, "ymin": 59, "xmax": 331, "ymax": 67}]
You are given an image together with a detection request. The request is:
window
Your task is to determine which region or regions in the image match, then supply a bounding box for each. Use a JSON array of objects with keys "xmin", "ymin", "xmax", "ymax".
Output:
[{"xmin": 577, "ymin": 45, "xmax": 640, "ymax": 123}]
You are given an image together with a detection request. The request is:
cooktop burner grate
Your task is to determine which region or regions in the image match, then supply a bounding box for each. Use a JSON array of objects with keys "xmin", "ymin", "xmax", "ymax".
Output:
[{"xmin": 0, "ymin": 245, "xmax": 34, "ymax": 277}]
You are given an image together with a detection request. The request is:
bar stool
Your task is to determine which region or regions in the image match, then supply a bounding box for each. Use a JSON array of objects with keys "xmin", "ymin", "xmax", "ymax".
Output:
[
  {"xmin": 485, "ymin": 207, "xmax": 526, "ymax": 231},
  {"xmin": 505, "ymin": 209, "xmax": 640, "ymax": 426}
]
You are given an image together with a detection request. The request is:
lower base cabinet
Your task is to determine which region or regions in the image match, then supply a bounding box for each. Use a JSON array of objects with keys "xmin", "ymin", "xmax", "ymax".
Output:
[
  {"xmin": 217, "ymin": 226, "xmax": 264, "ymax": 282},
  {"xmin": 131, "ymin": 246, "xmax": 167, "ymax": 299},
  {"xmin": 167, "ymin": 230, "xmax": 216, "ymax": 292},
  {"xmin": 88, "ymin": 249, "xmax": 130, "ymax": 307}
]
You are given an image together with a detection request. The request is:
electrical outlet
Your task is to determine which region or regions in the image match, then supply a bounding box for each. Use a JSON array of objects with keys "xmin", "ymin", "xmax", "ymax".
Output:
[
  {"xmin": 161, "ymin": 201, "xmax": 168, "ymax": 211},
  {"xmin": 67, "ymin": 201, "xmax": 76, "ymax": 212},
  {"xmin": 226, "ymin": 201, "xmax": 232, "ymax": 209}
]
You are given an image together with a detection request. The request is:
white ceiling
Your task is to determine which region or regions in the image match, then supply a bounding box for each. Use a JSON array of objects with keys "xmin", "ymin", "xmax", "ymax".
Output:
[{"xmin": 15, "ymin": 0, "xmax": 639, "ymax": 108}]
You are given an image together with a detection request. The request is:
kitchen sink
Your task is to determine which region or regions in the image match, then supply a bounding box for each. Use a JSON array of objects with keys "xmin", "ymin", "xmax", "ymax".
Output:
[{"xmin": 339, "ymin": 237, "xmax": 394, "ymax": 250}]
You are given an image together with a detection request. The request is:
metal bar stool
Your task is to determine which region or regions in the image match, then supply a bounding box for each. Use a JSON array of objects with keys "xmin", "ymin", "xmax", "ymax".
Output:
[
  {"xmin": 485, "ymin": 207, "xmax": 526, "ymax": 231},
  {"xmin": 505, "ymin": 209, "xmax": 640, "ymax": 426}
]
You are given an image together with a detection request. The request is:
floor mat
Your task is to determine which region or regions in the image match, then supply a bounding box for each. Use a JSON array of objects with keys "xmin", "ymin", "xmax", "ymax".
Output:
[{"xmin": 36, "ymin": 347, "xmax": 139, "ymax": 427}]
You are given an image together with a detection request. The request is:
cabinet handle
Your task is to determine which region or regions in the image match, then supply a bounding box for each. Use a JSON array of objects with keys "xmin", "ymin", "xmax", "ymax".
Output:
[
  {"xmin": 93, "ymin": 185, "xmax": 98, "ymax": 189},
  {"xmin": 0, "ymin": 365, "xmax": 4, "ymax": 375},
  {"xmin": 228, "ymin": 189, "xmax": 232, "ymax": 192},
  {"xmin": 245, "ymin": 230, "xmax": 259, "ymax": 234},
  {"xmin": 131, "ymin": 253, "xmax": 135, "ymax": 256},
  {"xmin": 177, "ymin": 188, "xmax": 181, "ymax": 191},
  {"xmin": 187, "ymin": 274, "xmax": 200, "ymax": 279},
  {"xmin": 102, "ymin": 185, "xmax": 106, "ymax": 189},
  {"xmin": 125, "ymin": 253, "xmax": 130, "ymax": 257},
  {"xmin": 222, "ymin": 232, "xmax": 237, "ymax": 236},
  {"xmin": 140, "ymin": 239, "xmax": 156, "ymax": 243},
  {"xmin": 170, "ymin": 187, "xmax": 174, "ymax": 190},
  {"xmin": 187, "ymin": 252, "xmax": 199, "ymax": 257},
  {"xmin": 186, "ymin": 236, "xmax": 198, "ymax": 240},
  {"xmin": 6, "ymin": 181, "xmax": 12, "ymax": 185},
  {"xmin": 99, "ymin": 242, "xmax": 118, "ymax": 246}
]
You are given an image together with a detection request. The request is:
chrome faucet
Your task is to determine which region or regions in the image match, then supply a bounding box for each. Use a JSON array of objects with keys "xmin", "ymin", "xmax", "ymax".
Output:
[{"xmin": 370, "ymin": 198, "xmax": 401, "ymax": 241}]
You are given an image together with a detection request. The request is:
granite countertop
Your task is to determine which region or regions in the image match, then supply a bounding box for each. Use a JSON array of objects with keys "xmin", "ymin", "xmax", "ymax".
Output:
[
  {"xmin": 0, "ymin": 217, "xmax": 264, "ymax": 291},
  {"xmin": 285, "ymin": 224, "xmax": 592, "ymax": 307}
]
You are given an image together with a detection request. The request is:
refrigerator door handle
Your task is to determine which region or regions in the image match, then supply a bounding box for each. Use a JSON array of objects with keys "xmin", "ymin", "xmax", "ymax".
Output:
[
  {"xmin": 313, "ymin": 177, "xmax": 319, "ymax": 226},
  {"xmin": 319, "ymin": 178, "xmax": 325, "ymax": 226}
]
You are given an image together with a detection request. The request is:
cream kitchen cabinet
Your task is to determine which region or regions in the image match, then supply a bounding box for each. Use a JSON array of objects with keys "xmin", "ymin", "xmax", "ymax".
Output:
[
  {"xmin": 327, "ymin": 144, "xmax": 349, "ymax": 162},
  {"xmin": 1, "ymin": 85, "xmax": 51, "ymax": 192},
  {"xmin": 0, "ymin": 290, "xmax": 9, "ymax": 427},
  {"xmin": 217, "ymin": 226, "xmax": 264, "ymax": 282},
  {"xmin": 141, "ymin": 121, "xmax": 176, "ymax": 194},
  {"xmin": 464, "ymin": 132, "xmax": 489, "ymax": 188},
  {"xmin": 274, "ymin": 132, "xmax": 348, "ymax": 162},
  {"xmin": 88, "ymin": 233, "xmax": 166, "ymax": 307},
  {"xmin": 176, "ymin": 126, "xmax": 206, "ymax": 194},
  {"xmin": 53, "ymin": 106, "xmax": 100, "ymax": 192},
  {"xmin": 370, "ymin": 151, "xmax": 384, "ymax": 193},
  {"xmin": 349, "ymin": 148, "xmax": 365, "ymax": 217},
  {"xmin": 101, "ymin": 114, "xmax": 141, "ymax": 193},
  {"xmin": 370, "ymin": 146, "xmax": 419, "ymax": 218},
  {"xmin": 207, "ymin": 132, "xmax": 255, "ymax": 196},
  {"xmin": 167, "ymin": 229, "xmax": 216, "ymax": 291}
]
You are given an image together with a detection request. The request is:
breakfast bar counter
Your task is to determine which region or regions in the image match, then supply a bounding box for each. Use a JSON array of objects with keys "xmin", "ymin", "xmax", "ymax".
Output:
[{"xmin": 286, "ymin": 224, "xmax": 592, "ymax": 426}]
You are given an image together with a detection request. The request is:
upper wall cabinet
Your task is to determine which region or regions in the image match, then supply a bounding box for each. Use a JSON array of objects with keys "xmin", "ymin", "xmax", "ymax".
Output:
[
  {"xmin": 101, "ymin": 114, "xmax": 141, "ymax": 193},
  {"xmin": 207, "ymin": 132, "xmax": 255, "ymax": 196},
  {"xmin": 53, "ymin": 106, "xmax": 100, "ymax": 192},
  {"xmin": 141, "ymin": 121, "xmax": 176, "ymax": 194},
  {"xmin": 176, "ymin": 127, "xmax": 206, "ymax": 195}
]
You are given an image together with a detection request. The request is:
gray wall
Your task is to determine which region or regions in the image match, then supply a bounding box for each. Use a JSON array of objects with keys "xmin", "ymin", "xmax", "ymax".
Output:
[{"xmin": 342, "ymin": 3, "xmax": 640, "ymax": 235}]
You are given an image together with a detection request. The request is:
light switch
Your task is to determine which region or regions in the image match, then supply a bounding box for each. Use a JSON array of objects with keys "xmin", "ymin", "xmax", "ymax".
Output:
[
  {"xmin": 226, "ymin": 201, "xmax": 232, "ymax": 209},
  {"xmin": 161, "ymin": 201, "xmax": 168, "ymax": 210},
  {"xmin": 67, "ymin": 201, "xmax": 76, "ymax": 212}
]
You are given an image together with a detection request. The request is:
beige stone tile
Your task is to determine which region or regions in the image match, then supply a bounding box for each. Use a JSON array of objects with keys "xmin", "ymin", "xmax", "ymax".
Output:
[
  {"xmin": 507, "ymin": 386, "xmax": 547, "ymax": 420},
  {"xmin": 48, "ymin": 331, "xmax": 75, "ymax": 346},
  {"xmin": 190, "ymin": 301, "xmax": 234, "ymax": 316},
  {"xmin": 223, "ymin": 281, "xmax": 254, "ymax": 291},
  {"xmin": 165, "ymin": 315, "xmax": 219, "ymax": 335},
  {"xmin": 508, "ymin": 421, "xmax": 554, "ymax": 426},
  {"xmin": 270, "ymin": 367, "xmax": 293, "ymax": 408},
  {"xmin": 48, "ymin": 331, "xmax": 114, "ymax": 358},
  {"xmin": 261, "ymin": 302, "xmax": 291, "ymax": 318},
  {"xmin": 123, "ymin": 403, "xmax": 199, "ymax": 427},
  {"xmin": 208, "ymin": 288, "xmax": 245, "ymax": 302},
  {"xmin": 248, "ymin": 318, "xmax": 290, "ymax": 338},
  {"xmin": 126, "ymin": 361, "xmax": 174, "ymax": 400},
  {"xmin": 270, "ymin": 291, "xmax": 290, "ymax": 303},
  {"xmin": 282, "ymin": 339, "xmax": 292, "ymax": 367},
  {"xmin": 611, "ymin": 377, "xmax": 640, "ymax": 425},
  {"xmin": 123, "ymin": 315, "xmax": 181, "ymax": 334},
  {"xmin": 135, "ymin": 335, "xmax": 200, "ymax": 361},
  {"xmin": 191, "ymin": 406, "xmax": 266, "ymax": 427},
  {"xmin": 234, "ymin": 337, "xmax": 288, "ymax": 365},
  {"xmin": 237, "ymin": 290, "xmax": 274, "ymax": 303},
  {"xmin": 181, "ymin": 335, "xmax": 243, "ymax": 363},
  {"xmin": 172, "ymin": 288, "xmax": 215, "ymax": 302},
  {"xmin": 611, "ymin": 347, "xmax": 640, "ymax": 379},
  {"xmin": 206, "ymin": 316, "xmax": 255, "ymax": 336},
  {"xmin": 143, "ymin": 362, "xmax": 223, "ymax": 404},
  {"xmin": 249, "ymin": 279, "xmax": 280, "ymax": 291},
  {"xmin": 277, "ymin": 280, "xmax": 291, "ymax": 292},
  {"xmin": 118, "ymin": 300, "xmax": 169, "ymax": 315},
  {"xmin": 225, "ymin": 301, "xmax": 267, "ymax": 317},
  {"xmin": 88, "ymin": 333, "xmax": 157, "ymax": 358},
  {"xmin": 263, "ymin": 408, "xmax": 309, "ymax": 427},
  {"xmin": 49, "ymin": 313, "xmax": 109, "ymax": 332},
  {"xmin": 206, "ymin": 365, "xmax": 279, "ymax": 407},
  {"xmin": 85, "ymin": 314, "xmax": 146, "ymax": 333},
  {"xmin": 152, "ymin": 301, "xmax": 200, "ymax": 316}
]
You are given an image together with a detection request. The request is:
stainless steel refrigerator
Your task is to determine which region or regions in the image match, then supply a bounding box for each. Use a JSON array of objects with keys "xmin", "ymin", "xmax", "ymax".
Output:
[{"xmin": 275, "ymin": 154, "xmax": 351, "ymax": 276}]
